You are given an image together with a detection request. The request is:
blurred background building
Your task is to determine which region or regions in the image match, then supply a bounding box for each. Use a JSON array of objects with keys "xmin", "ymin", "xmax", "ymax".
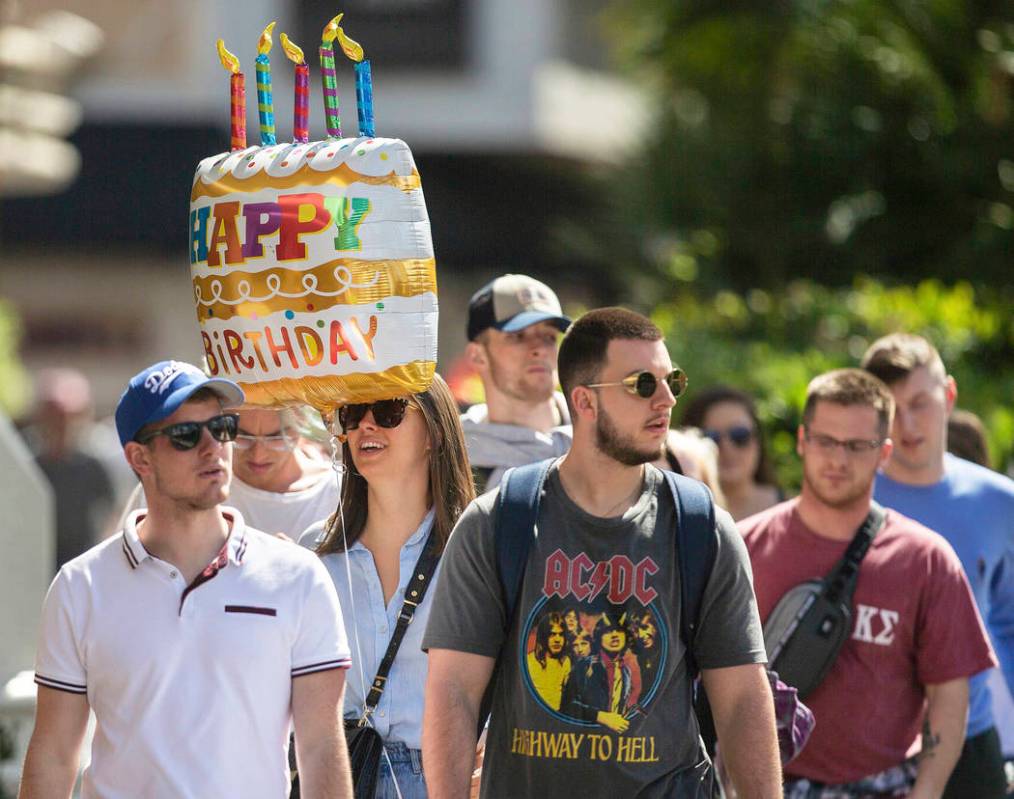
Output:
[{"xmin": 1, "ymin": 0, "xmax": 643, "ymax": 412}]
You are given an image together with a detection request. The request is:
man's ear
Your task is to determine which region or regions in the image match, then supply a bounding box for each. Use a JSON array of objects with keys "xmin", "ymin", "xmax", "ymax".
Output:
[
  {"xmin": 465, "ymin": 341, "xmax": 487, "ymax": 371},
  {"xmin": 571, "ymin": 385, "xmax": 597, "ymax": 422},
  {"xmin": 123, "ymin": 441, "xmax": 154, "ymax": 477},
  {"xmin": 796, "ymin": 424, "xmax": 806, "ymax": 458},
  {"xmin": 944, "ymin": 375, "xmax": 957, "ymax": 414},
  {"xmin": 877, "ymin": 438, "xmax": 894, "ymax": 470}
]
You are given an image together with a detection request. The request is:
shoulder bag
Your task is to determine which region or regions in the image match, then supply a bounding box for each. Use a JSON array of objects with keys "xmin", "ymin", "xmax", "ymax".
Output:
[{"xmin": 763, "ymin": 503, "xmax": 886, "ymax": 699}]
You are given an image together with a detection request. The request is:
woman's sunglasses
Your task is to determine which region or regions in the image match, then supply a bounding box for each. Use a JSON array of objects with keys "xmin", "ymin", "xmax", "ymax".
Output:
[
  {"xmin": 136, "ymin": 413, "xmax": 240, "ymax": 451},
  {"xmin": 338, "ymin": 398, "xmax": 416, "ymax": 431},
  {"xmin": 703, "ymin": 425, "xmax": 755, "ymax": 448},
  {"xmin": 586, "ymin": 368, "xmax": 688, "ymax": 399}
]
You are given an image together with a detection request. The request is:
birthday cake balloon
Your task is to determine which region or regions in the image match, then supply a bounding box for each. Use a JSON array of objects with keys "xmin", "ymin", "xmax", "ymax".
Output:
[{"xmin": 189, "ymin": 17, "xmax": 437, "ymax": 411}]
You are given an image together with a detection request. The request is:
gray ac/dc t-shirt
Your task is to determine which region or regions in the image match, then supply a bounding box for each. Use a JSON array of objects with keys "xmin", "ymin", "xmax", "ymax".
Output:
[{"xmin": 422, "ymin": 463, "xmax": 766, "ymax": 799}]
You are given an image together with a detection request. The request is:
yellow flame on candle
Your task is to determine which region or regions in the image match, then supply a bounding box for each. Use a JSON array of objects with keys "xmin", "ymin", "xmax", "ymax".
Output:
[
  {"xmin": 258, "ymin": 21, "xmax": 276, "ymax": 56},
  {"xmin": 336, "ymin": 25, "xmax": 364, "ymax": 62},
  {"xmin": 322, "ymin": 14, "xmax": 343, "ymax": 45},
  {"xmin": 279, "ymin": 33, "xmax": 305, "ymax": 65},
  {"xmin": 216, "ymin": 39, "xmax": 240, "ymax": 74}
]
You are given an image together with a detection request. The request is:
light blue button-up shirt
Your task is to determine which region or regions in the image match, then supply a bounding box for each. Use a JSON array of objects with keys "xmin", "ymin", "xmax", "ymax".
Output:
[{"xmin": 301, "ymin": 509, "xmax": 438, "ymax": 751}]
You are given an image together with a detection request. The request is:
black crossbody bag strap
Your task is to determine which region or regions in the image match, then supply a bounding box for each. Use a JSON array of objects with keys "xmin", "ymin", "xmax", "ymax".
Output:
[
  {"xmin": 823, "ymin": 502, "xmax": 886, "ymax": 604},
  {"xmin": 360, "ymin": 529, "xmax": 442, "ymax": 717}
]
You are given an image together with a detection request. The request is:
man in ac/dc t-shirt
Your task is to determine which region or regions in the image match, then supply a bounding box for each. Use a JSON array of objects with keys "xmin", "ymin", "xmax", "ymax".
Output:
[
  {"xmin": 741, "ymin": 369, "xmax": 995, "ymax": 799},
  {"xmin": 424, "ymin": 309, "xmax": 780, "ymax": 799}
]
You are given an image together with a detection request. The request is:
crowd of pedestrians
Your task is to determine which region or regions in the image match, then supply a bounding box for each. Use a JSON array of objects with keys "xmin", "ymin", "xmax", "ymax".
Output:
[{"xmin": 15, "ymin": 274, "xmax": 1014, "ymax": 799}]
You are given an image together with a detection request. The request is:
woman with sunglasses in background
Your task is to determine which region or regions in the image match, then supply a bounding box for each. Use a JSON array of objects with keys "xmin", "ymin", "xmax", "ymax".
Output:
[
  {"xmin": 680, "ymin": 385, "xmax": 782, "ymax": 521},
  {"xmin": 300, "ymin": 374, "xmax": 475, "ymax": 799},
  {"xmin": 118, "ymin": 407, "xmax": 338, "ymax": 540}
]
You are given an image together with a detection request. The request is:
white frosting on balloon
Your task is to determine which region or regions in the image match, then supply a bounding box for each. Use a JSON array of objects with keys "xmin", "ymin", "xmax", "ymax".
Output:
[{"xmin": 193, "ymin": 137, "xmax": 418, "ymax": 186}]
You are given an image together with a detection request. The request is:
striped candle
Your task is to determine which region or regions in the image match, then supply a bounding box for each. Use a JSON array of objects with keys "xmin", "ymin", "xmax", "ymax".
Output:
[
  {"xmin": 320, "ymin": 15, "xmax": 343, "ymax": 138},
  {"xmin": 336, "ymin": 25, "xmax": 374, "ymax": 138},
  {"xmin": 354, "ymin": 60, "xmax": 375, "ymax": 138},
  {"xmin": 231, "ymin": 73, "xmax": 247, "ymax": 150},
  {"xmin": 281, "ymin": 33, "xmax": 310, "ymax": 143},
  {"xmin": 216, "ymin": 39, "xmax": 246, "ymax": 151},
  {"xmin": 255, "ymin": 23, "xmax": 277, "ymax": 146},
  {"xmin": 294, "ymin": 63, "xmax": 310, "ymax": 143}
]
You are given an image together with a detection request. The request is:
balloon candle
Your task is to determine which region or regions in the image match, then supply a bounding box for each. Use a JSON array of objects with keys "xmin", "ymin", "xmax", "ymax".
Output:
[
  {"xmin": 216, "ymin": 39, "xmax": 246, "ymax": 151},
  {"xmin": 337, "ymin": 24, "xmax": 374, "ymax": 138},
  {"xmin": 319, "ymin": 15, "xmax": 343, "ymax": 138},
  {"xmin": 280, "ymin": 33, "xmax": 309, "ymax": 143},
  {"xmin": 255, "ymin": 22, "xmax": 277, "ymax": 146}
]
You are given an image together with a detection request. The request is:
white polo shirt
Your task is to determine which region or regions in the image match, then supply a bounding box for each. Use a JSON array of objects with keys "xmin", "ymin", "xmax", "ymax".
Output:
[{"xmin": 34, "ymin": 508, "xmax": 350, "ymax": 799}]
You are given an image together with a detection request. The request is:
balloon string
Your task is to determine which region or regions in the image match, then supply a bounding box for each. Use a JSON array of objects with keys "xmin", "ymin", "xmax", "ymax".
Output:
[{"xmin": 327, "ymin": 415, "xmax": 370, "ymax": 713}]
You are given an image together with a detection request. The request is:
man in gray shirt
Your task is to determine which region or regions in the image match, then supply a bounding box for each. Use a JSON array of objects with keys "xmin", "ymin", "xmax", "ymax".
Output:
[
  {"xmin": 423, "ymin": 308, "xmax": 781, "ymax": 798},
  {"xmin": 461, "ymin": 274, "xmax": 573, "ymax": 492}
]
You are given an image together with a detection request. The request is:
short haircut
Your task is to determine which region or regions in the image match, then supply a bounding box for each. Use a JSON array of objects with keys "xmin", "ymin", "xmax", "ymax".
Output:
[
  {"xmin": 860, "ymin": 333, "xmax": 946, "ymax": 386},
  {"xmin": 802, "ymin": 368, "xmax": 895, "ymax": 438},
  {"xmin": 557, "ymin": 307, "xmax": 663, "ymax": 416}
]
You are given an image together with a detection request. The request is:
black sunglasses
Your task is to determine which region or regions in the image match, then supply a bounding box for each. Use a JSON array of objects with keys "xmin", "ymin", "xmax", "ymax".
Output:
[
  {"xmin": 586, "ymin": 368, "xmax": 688, "ymax": 399},
  {"xmin": 338, "ymin": 398, "xmax": 415, "ymax": 431},
  {"xmin": 136, "ymin": 413, "xmax": 239, "ymax": 451},
  {"xmin": 703, "ymin": 425, "xmax": 755, "ymax": 448}
]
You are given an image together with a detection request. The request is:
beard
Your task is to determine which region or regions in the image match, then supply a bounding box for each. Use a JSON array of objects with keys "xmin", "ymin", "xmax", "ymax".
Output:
[
  {"xmin": 801, "ymin": 462, "xmax": 874, "ymax": 510},
  {"xmin": 596, "ymin": 406, "xmax": 663, "ymax": 467}
]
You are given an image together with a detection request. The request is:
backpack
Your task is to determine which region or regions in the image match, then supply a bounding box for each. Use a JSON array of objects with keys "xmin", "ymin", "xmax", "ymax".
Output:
[
  {"xmin": 481, "ymin": 457, "xmax": 717, "ymax": 769},
  {"xmin": 492, "ymin": 458, "xmax": 716, "ymax": 679}
]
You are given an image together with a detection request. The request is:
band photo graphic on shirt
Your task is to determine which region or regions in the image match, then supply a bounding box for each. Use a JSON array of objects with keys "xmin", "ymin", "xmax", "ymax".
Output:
[{"xmin": 519, "ymin": 549, "xmax": 669, "ymax": 741}]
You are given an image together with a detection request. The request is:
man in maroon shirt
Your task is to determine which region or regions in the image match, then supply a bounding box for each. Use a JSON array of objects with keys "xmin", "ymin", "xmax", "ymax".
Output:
[{"xmin": 740, "ymin": 369, "xmax": 994, "ymax": 799}]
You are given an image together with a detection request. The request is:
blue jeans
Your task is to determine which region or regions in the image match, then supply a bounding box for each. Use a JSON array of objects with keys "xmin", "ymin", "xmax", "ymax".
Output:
[{"xmin": 374, "ymin": 741, "xmax": 427, "ymax": 799}]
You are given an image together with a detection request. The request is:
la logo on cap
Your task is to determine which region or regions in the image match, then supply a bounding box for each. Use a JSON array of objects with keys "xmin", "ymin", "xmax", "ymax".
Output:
[
  {"xmin": 517, "ymin": 285, "xmax": 553, "ymax": 310},
  {"xmin": 143, "ymin": 362, "xmax": 203, "ymax": 396}
]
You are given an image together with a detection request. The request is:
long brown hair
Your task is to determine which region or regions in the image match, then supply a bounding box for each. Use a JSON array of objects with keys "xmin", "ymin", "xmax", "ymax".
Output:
[{"xmin": 315, "ymin": 374, "xmax": 475, "ymax": 555}]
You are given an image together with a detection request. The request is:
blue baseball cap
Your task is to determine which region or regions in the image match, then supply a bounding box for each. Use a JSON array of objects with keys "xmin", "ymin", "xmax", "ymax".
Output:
[{"xmin": 115, "ymin": 360, "xmax": 244, "ymax": 446}]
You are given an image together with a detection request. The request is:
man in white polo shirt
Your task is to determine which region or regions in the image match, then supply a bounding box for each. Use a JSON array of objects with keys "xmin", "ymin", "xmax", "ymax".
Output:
[{"xmin": 19, "ymin": 360, "xmax": 353, "ymax": 799}]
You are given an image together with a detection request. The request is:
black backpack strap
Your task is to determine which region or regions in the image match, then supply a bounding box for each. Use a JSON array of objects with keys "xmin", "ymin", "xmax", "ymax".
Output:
[
  {"xmin": 476, "ymin": 458, "xmax": 553, "ymax": 736},
  {"xmin": 494, "ymin": 459, "xmax": 554, "ymax": 619},
  {"xmin": 665, "ymin": 470, "xmax": 718, "ymax": 678},
  {"xmin": 823, "ymin": 502, "xmax": 886, "ymax": 604},
  {"xmin": 664, "ymin": 470, "xmax": 720, "ymax": 763},
  {"xmin": 360, "ymin": 528, "xmax": 442, "ymax": 718}
]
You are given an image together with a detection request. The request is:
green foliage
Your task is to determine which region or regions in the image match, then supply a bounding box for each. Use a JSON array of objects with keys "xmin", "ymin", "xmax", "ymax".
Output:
[
  {"xmin": 583, "ymin": 0, "xmax": 1014, "ymax": 294},
  {"xmin": 654, "ymin": 277, "xmax": 1014, "ymax": 489},
  {"xmin": 0, "ymin": 300, "xmax": 29, "ymax": 418}
]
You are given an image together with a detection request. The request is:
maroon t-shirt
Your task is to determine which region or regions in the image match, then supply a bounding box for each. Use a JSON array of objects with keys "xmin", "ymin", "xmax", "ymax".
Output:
[{"xmin": 740, "ymin": 499, "xmax": 995, "ymax": 784}]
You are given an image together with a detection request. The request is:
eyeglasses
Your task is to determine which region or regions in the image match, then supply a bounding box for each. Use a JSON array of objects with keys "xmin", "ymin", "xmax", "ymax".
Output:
[
  {"xmin": 136, "ymin": 413, "xmax": 239, "ymax": 451},
  {"xmin": 233, "ymin": 430, "xmax": 296, "ymax": 451},
  {"xmin": 338, "ymin": 398, "xmax": 416, "ymax": 431},
  {"xmin": 804, "ymin": 429, "xmax": 884, "ymax": 455},
  {"xmin": 703, "ymin": 425, "xmax": 755, "ymax": 448},
  {"xmin": 586, "ymin": 368, "xmax": 688, "ymax": 399}
]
